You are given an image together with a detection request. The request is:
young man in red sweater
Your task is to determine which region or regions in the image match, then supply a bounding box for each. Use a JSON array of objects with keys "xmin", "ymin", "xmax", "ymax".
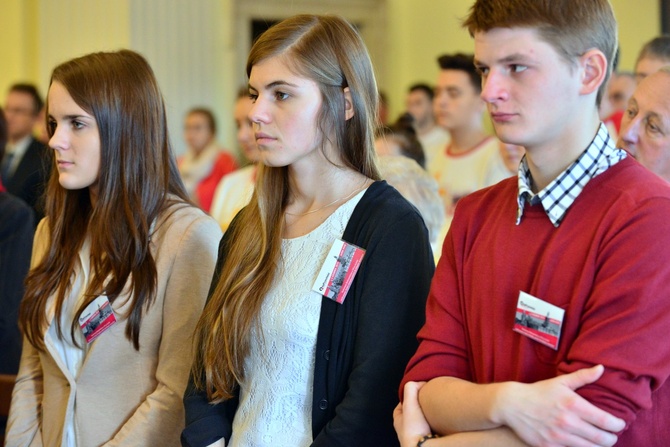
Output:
[{"xmin": 396, "ymin": 1, "xmax": 670, "ymax": 446}]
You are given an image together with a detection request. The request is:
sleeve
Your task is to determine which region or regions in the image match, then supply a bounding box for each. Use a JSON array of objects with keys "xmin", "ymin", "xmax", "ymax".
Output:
[
  {"xmin": 103, "ymin": 214, "xmax": 222, "ymax": 446},
  {"xmin": 0, "ymin": 198, "xmax": 34, "ymax": 374},
  {"xmin": 312, "ymin": 209, "xmax": 435, "ymax": 446},
  {"xmin": 181, "ymin": 217, "xmax": 241, "ymax": 447},
  {"xmin": 400, "ymin": 221, "xmax": 472, "ymax": 393},
  {"xmin": 5, "ymin": 219, "xmax": 50, "ymax": 447},
  {"xmin": 560, "ymin": 195, "xmax": 670, "ymax": 431}
]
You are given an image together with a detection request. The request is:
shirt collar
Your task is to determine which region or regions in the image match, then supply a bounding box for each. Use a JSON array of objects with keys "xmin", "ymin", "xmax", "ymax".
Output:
[{"xmin": 516, "ymin": 123, "xmax": 627, "ymax": 227}]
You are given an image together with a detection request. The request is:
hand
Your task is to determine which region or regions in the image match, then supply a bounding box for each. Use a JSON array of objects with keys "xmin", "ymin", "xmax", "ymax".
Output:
[
  {"xmin": 497, "ymin": 365, "xmax": 626, "ymax": 447},
  {"xmin": 395, "ymin": 382, "xmax": 433, "ymax": 447}
]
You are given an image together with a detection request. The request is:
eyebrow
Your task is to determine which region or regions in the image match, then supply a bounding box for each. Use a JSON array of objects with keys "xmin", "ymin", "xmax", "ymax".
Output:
[
  {"xmin": 475, "ymin": 53, "xmax": 532, "ymax": 66},
  {"xmin": 47, "ymin": 114, "xmax": 91, "ymax": 120},
  {"xmin": 248, "ymin": 80, "xmax": 300, "ymax": 91}
]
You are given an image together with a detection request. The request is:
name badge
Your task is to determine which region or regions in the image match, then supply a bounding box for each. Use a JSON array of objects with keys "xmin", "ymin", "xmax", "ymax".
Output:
[
  {"xmin": 312, "ymin": 239, "xmax": 365, "ymax": 304},
  {"xmin": 78, "ymin": 295, "xmax": 117, "ymax": 344},
  {"xmin": 513, "ymin": 291, "xmax": 564, "ymax": 350}
]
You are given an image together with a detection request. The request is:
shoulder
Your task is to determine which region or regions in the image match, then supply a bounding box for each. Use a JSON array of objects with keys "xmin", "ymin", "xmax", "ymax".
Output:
[
  {"xmin": 344, "ymin": 181, "xmax": 428, "ymax": 245},
  {"xmin": 155, "ymin": 200, "xmax": 222, "ymax": 247},
  {"xmin": 590, "ymin": 157, "xmax": 670, "ymax": 210}
]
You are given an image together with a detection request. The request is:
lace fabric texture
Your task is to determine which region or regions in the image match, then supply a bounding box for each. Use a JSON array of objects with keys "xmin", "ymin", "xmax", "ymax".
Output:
[{"xmin": 229, "ymin": 190, "xmax": 365, "ymax": 447}]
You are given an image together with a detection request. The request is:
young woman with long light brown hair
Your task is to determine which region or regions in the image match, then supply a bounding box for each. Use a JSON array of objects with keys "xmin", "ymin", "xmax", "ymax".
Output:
[
  {"xmin": 182, "ymin": 14, "xmax": 434, "ymax": 447},
  {"xmin": 6, "ymin": 49, "xmax": 222, "ymax": 447}
]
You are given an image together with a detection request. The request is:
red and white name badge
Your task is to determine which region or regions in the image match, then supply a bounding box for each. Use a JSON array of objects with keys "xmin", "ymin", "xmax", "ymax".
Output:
[
  {"xmin": 78, "ymin": 295, "xmax": 117, "ymax": 344},
  {"xmin": 513, "ymin": 291, "xmax": 565, "ymax": 350},
  {"xmin": 312, "ymin": 239, "xmax": 365, "ymax": 304}
]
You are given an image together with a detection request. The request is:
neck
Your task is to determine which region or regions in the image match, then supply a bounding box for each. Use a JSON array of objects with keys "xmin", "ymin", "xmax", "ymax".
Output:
[
  {"xmin": 415, "ymin": 118, "xmax": 436, "ymax": 136},
  {"xmin": 448, "ymin": 125, "xmax": 487, "ymax": 154},
  {"xmin": 525, "ymin": 113, "xmax": 601, "ymax": 192},
  {"xmin": 9, "ymin": 133, "xmax": 30, "ymax": 146}
]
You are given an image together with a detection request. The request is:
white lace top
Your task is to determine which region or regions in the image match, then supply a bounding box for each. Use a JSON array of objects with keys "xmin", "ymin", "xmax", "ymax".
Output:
[{"xmin": 228, "ymin": 190, "xmax": 365, "ymax": 447}]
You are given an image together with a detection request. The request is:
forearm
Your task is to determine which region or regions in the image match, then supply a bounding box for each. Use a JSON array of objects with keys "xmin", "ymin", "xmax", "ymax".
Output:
[
  {"xmin": 419, "ymin": 376, "xmax": 508, "ymax": 435},
  {"xmin": 421, "ymin": 427, "xmax": 529, "ymax": 447}
]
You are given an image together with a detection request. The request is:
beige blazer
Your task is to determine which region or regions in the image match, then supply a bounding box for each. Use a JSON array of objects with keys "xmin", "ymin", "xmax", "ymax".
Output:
[{"xmin": 6, "ymin": 203, "xmax": 222, "ymax": 447}]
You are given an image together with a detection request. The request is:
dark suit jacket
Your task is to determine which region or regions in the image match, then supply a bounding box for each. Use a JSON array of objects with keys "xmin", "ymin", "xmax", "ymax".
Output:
[
  {"xmin": 3, "ymin": 137, "xmax": 51, "ymax": 222},
  {"xmin": 0, "ymin": 191, "xmax": 34, "ymax": 374}
]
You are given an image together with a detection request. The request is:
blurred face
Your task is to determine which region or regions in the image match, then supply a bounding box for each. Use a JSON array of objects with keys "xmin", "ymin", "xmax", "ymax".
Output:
[
  {"xmin": 635, "ymin": 57, "xmax": 670, "ymax": 83},
  {"xmin": 184, "ymin": 112, "xmax": 214, "ymax": 153},
  {"xmin": 374, "ymin": 136, "xmax": 402, "ymax": 157},
  {"xmin": 434, "ymin": 70, "xmax": 483, "ymax": 130},
  {"xmin": 4, "ymin": 91, "xmax": 39, "ymax": 142},
  {"xmin": 499, "ymin": 142, "xmax": 525, "ymax": 174},
  {"xmin": 475, "ymin": 27, "xmax": 581, "ymax": 151},
  {"xmin": 618, "ymin": 71, "xmax": 670, "ymax": 180},
  {"xmin": 248, "ymin": 56, "xmax": 325, "ymax": 169},
  {"xmin": 47, "ymin": 81, "xmax": 101, "ymax": 196},
  {"xmin": 607, "ymin": 74, "xmax": 636, "ymax": 112},
  {"xmin": 406, "ymin": 90, "xmax": 433, "ymax": 127},
  {"xmin": 234, "ymin": 96, "xmax": 259, "ymax": 163}
]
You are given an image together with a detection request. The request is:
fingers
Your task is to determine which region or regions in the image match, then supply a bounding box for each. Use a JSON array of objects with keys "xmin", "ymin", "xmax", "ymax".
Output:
[
  {"xmin": 560, "ymin": 365, "xmax": 605, "ymax": 391},
  {"xmin": 403, "ymin": 381, "xmax": 426, "ymax": 407}
]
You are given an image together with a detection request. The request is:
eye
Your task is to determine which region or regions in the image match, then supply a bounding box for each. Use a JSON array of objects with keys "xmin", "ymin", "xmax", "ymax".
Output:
[
  {"xmin": 248, "ymin": 92, "xmax": 258, "ymax": 103},
  {"xmin": 625, "ymin": 107, "xmax": 637, "ymax": 119},
  {"xmin": 275, "ymin": 91, "xmax": 289, "ymax": 101},
  {"xmin": 71, "ymin": 120, "xmax": 85, "ymax": 130},
  {"xmin": 647, "ymin": 120, "xmax": 662, "ymax": 134},
  {"xmin": 47, "ymin": 119, "xmax": 57, "ymax": 134},
  {"xmin": 510, "ymin": 64, "xmax": 528, "ymax": 73},
  {"xmin": 475, "ymin": 66, "xmax": 489, "ymax": 77}
]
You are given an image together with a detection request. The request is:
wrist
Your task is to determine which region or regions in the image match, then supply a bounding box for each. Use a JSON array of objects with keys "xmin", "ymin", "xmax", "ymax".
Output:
[
  {"xmin": 489, "ymin": 381, "xmax": 515, "ymax": 427},
  {"xmin": 417, "ymin": 434, "xmax": 440, "ymax": 447}
]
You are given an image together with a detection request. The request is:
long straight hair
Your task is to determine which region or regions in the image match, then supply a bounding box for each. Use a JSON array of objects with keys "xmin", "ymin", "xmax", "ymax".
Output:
[
  {"xmin": 20, "ymin": 50, "xmax": 189, "ymax": 351},
  {"xmin": 193, "ymin": 14, "xmax": 381, "ymax": 402}
]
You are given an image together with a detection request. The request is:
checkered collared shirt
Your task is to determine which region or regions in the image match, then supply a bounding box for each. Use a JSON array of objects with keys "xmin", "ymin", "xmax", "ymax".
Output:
[{"xmin": 516, "ymin": 123, "xmax": 627, "ymax": 227}]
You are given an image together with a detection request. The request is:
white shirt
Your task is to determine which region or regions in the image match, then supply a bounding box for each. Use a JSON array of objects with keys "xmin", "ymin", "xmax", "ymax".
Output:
[{"xmin": 228, "ymin": 190, "xmax": 365, "ymax": 447}]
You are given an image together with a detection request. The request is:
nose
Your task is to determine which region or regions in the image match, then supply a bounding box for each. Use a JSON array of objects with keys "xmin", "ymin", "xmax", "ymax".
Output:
[
  {"xmin": 49, "ymin": 125, "xmax": 69, "ymax": 152},
  {"xmin": 619, "ymin": 114, "xmax": 640, "ymax": 148},
  {"xmin": 481, "ymin": 70, "xmax": 508, "ymax": 104},
  {"xmin": 249, "ymin": 96, "xmax": 271, "ymax": 126}
]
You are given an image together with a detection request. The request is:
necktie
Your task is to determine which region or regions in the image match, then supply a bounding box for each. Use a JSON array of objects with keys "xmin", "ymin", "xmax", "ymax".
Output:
[{"xmin": 1, "ymin": 152, "xmax": 15, "ymax": 181}]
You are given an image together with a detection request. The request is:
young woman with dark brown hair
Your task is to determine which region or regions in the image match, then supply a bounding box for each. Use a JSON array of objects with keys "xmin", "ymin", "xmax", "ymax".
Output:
[
  {"xmin": 6, "ymin": 49, "xmax": 222, "ymax": 447},
  {"xmin": 183, "ymin": 14, "xmax": 434, "ymax": 447}
]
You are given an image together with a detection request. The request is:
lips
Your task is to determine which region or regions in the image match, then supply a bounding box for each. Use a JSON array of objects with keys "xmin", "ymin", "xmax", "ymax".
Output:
[
  {"xmin": 254, "ymin": 132, "xmax": 275, "ymax": 144},
  {"xmin": 490, "ymin": 112, "xmax": 516, "ymax": 123},
  {"xmin": 57, "ymin": 160, "xmax": 74, "ymax": 168}
]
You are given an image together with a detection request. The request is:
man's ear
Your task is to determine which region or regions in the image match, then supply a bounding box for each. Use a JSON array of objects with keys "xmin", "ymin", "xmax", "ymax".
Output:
[
  {"xmin": 579, "ymin": 49, "xmax": 608, "ymax": 97},
  {"xmin": 344, "ymin": 87, "xmax": 355, "ymax": 121}
]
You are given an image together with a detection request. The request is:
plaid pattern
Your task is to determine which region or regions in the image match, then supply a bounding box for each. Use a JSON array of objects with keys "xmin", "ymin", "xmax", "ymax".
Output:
[{"xmin": 516, "ymin": 123, "xmax": 627, "ymax": 227}]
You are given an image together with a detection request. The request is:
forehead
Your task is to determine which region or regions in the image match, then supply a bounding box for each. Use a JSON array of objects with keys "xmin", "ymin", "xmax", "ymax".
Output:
[
  {"xmin": 634, "ymin": 72, "xmax": 670, "ymax": 114},
  {"xmin": 436, "ymin": 69, "xmax": 473, "ymax": 88},
  {"xmin": 408, "ymin": 90, "xmax": 430, "ymax": 101},
  {"xmin": 635, "ymin": 57, "xmax": 670, "ymax": 75},
  {"xmin": 6, "ymin": 90, "xmax": 34, "ymax": 106},
  {"xmin": 249, "ymin": 55, "xmax": 304, "ymax": 86},
  {"xmin": 474, "ymin": 27, "xmax": 562, "ymax": 64}
]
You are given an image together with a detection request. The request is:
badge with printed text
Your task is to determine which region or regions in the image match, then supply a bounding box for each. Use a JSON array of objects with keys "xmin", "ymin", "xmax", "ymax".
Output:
[
  {"xmin": 513, "ymin": 291, "xmax": 565, "ymax": 350},
  {"xmin": 311, "ymin": 239, "xmax": 365, "ymax": 304},
  {"xmin": 78, "ymin": 295, "xmax": 117, "ymax": 344}
]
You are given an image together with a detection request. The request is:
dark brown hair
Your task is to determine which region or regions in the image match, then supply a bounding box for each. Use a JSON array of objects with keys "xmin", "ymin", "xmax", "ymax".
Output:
[
  {"xmin": 463, "ymin": 0, "xmax": 617, "ymax": 106},
  {"xmin": 20, "ymin": 50, "xmax": 189, "ymax": 351},
  {"xmin": 437, "ymin": 53, "xmax": 481, "ymax": 93}
]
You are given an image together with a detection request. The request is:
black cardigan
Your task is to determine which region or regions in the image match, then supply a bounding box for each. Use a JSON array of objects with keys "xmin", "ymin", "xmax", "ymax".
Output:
[{"xmin": 182, "ymin": 181, "xmax": 434, "ymax": 446}]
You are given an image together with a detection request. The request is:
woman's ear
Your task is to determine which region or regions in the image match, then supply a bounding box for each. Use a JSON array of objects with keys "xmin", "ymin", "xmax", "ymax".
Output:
[{"xmin": 344, "ymin": 87, "xmax": 355, "ymax": 121}]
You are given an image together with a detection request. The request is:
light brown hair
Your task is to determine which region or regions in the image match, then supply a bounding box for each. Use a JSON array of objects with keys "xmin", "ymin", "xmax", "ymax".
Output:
[
  {"xmin": 20, "ymin": 50, "xmax": 189, "ymax": 351},
  {"xmin": 463, "ymin": 0, "xmax": 617, "ymax": 106},
  {"xmin": 193, "ymin": 13, "xmax": 380, "ymax": 402}
]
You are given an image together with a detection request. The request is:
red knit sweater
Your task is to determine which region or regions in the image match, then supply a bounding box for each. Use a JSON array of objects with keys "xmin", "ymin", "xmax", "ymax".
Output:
[{"xmin": 403, "ymin": 156, "xmax": 670, "ymax": 445}]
